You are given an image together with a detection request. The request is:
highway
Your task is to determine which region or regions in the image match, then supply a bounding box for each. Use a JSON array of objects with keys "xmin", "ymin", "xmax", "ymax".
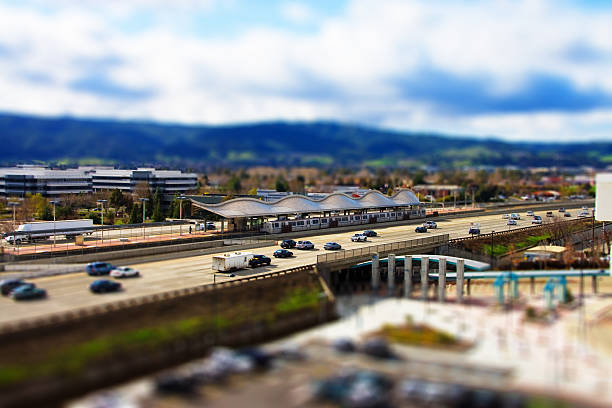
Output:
[{"xmin": 0, "ymin": 209, "xmax": 589, "ymax": 325}]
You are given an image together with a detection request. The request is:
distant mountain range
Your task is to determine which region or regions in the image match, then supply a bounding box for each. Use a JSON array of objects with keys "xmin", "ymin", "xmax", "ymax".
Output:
[{"xmin": 0, "ymin": 113, "xmax": 610, "ymax": 169}]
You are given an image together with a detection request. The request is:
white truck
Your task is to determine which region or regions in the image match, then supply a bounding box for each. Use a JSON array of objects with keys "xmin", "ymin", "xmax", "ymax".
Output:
[
  {"xmin": 212, "ymin": 251, "xmax": 254, "ymax": 272},
  {"xmin": 4, "ymin": 219, "xmax": 94, "ymax": 245}
]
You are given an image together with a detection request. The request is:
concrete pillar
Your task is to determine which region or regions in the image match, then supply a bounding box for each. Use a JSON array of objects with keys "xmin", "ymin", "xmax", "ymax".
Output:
[
  {"xmin": 404, "ymin": 256, "xmax": 413, "ymax": 298},
  {"xmin": 592, "ymin": 276, "xmax": 598, "ymax": 294},
  {"xmin": 456, "ymin": 259, "xmax": 464, "ymax": 303},
  {"xmin": 438, "ymin": 257, "xmax": 446, "ymax": 302},
  {"xmin": 372, "ymin": 254, "xmax": 380, "ymax": 292},
  {"xmin": 221, "ymin": 219, "xmax": 225, "ymax": 233},
  {"xmin": 421, "ymin": 256, "xmax": 429, "ymax": 300},
  {"xmin": 388, "ymin": 254, "xmax": 395, "ymax": 295}
]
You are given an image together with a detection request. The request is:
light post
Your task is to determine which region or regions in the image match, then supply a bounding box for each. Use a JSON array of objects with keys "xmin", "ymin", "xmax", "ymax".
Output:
[
  {"xmin": 178, "ymin": 196, "xmax": 186, "ymax": 236},
  {"xmin": 139, "ymin": 198, "xmax": 149, "ymax": 239},
  {"xmin": 49, "ymin": 200, "xmax": 59, "ymax": 248},
  {"xmin": 97, "ymin": 199, "xmax": 107, "ymax": 244},
  {"xmin": 7, "ymin": 201, "xmax": 19, "ymax": 227}
]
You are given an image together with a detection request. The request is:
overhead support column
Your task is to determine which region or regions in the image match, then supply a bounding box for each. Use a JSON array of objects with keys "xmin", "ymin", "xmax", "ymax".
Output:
[
  {"xmin": 421, "ymin": 256, "xmax": 429, "ymax": 300},
  {"xmin": 404, "ymin": 256, "xmax": 412, "ymax": 298},
  {"xmin": 388, "ymin": 254, "xmax": 395, "ymax": 296},
  {"xmin": 456, "ymin": 259, "xmax": 464, "ymax": 303},
  {"xmin": 371, "ymin": 253, "xmax": 380, "ymax": 292},
  {"xmin": 438, "ymin": 257, "xmax": 446, "ymax": 302}
]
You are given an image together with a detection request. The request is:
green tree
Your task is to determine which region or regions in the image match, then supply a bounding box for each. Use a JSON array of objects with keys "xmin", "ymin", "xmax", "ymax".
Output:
[
  {"xmin": 129, "ymin": 204, "xmax": 141, "ymax": 224},
  {"xmin": 152, "ymin": 201, "xmax": 164, "ymax": 222},
  {"xmin": 40, "ymin": 204, "xmax": 53, "ymax": 221},
  {"xmin": 275, "ymin": 175, "xmax": 289, "ymax": 192},
  {"xmin": 109, "ymin": 189, "xmax": 124, "ymax": 208},
  {"xmin": 225, "ymin": 174, "xmax": 242, "ymax": 193}
]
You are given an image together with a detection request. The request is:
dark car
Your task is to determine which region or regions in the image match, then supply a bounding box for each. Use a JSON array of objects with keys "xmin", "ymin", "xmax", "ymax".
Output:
[
  {"xmin": 90, "ymin": 279, "xmax": 122, "ymax": 294},
  {"xmin": 324, "ymin": 242, "xmax": 342, "ymax": 250},
  {"xmin": 546, "ymin": 211, "xmax": 554, "ymax": 217},
  {"xmin": 249, "ymin": 254, "xmax": 271, "ymax": 268},
  {"xmin": 0, "ymin": 279, "xmax": 30, "ymax": 296},
  {"xmin": 363, "ymin": 230, "xmax": 377, "ymax": 237},
  {"xmin": 12, "ymin": 285, "xmax": 46, "ymax": 300},
  {"xmin": 280, "ymin": 239, "xmax": 296, "ymax": 249},
  {"xmin": 273, "ymin": 249, "xmax": 293, "ymax": 258},
  {"xmin": 564, "ymin": 212, "xmax": 571, "ymax": 217},
  {"xmin": 415, "ymin": 226, "xmax": 428, "ymax": 233},
  {"xmin": 86, "ymin": 262, "xmax": 115, "ymax": 276}
]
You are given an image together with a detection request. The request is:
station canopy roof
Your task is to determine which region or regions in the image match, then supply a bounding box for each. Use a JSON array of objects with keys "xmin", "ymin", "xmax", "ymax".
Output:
[{"xmin": 189, "ymin": 190, "xmax": 420, "ymax": 218}]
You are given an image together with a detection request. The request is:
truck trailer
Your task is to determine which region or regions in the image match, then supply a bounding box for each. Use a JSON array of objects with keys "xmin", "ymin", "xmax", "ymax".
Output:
[
  {"xmin": 4, "ymin": 219, "xmax": 95, "ymax": 245},
  {"xmin": 212, "ymin": 252, "xmax": 254, "ymax": 272}
]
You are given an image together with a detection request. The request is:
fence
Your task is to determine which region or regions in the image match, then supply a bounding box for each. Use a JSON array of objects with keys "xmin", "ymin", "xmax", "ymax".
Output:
[{"xmin": 316, "ymin": 234, "xmax": 450, "ymax": 264}]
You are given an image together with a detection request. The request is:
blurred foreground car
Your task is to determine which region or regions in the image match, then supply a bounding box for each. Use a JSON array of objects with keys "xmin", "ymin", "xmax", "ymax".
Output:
[
  {"xmin": 1, "ymin": 279, "xmax": 31, "ymax": 296},
  {"xmin": 12, "ymin": 285, "xmax": 46, "ymax": 300}
]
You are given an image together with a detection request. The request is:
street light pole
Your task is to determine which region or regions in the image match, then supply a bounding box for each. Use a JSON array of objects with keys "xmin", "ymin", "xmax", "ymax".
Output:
[
  {"xmin": 139, "ymin": 198, "xmax": 149, "ymax": 239},
  {"xmin": 178, "ymin": 196, "xmax": 186, "ymax": 236},
  {"xmin": 97, "ymin": 199, "xmax": 107, "ymax": 244},
  {"xmin": 49, "ymin": 200, "xmax": 59, "ymax": 248}
]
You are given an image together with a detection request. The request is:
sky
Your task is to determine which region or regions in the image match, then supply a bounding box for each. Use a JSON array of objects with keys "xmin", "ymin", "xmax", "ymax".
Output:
[{"xmin": 0, "ymin": 0, "xmax": 611, "ymax": 141}]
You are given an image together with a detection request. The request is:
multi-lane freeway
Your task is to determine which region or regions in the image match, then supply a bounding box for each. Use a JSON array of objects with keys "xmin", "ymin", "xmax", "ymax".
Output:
[{"xmin": 0, "ymin": 209, "xmax": 589, "ymax": 325}]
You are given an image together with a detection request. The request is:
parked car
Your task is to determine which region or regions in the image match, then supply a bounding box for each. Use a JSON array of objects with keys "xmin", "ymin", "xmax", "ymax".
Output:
[
  {"xmin": 11, "ymin": 285, "xmax": 46, "ymax": 300},
  {"xmin": 526, "ymin": 210, "xmax": 534, "ymax": 216},
  {"xmin": 0, "ymin": 279, "xmax": 30, "ymax": 296},
  {"xmin": 86, "ymin": 262, "xmax": 115, "ymax": 276},
  {"xmin": 415, "ymin": 226, "xmax": 428, "ymax": 233},
  {"xmin": 351, "ymin": 234, "xmax": 368, "ymax": 242},
  {"xmin": 249, "ymin": 254, "xmax": 271, "ymax": 268},
  {"xmin": 280, "ymin": 239, "xmax": 297, "ymax": 249},
  {"xmin": 507, "ymin": 219, "xmax": 517, "ymax": 226},
  {"xmin": 296, "ymin": 241, "xmax": 314, "ymax": 250},
  {"xmin": 546, "ymin": 211, "xmax": 554, "ymax": 217},
  {"xmin": 110, "ymin": 266, "xmax": 140, "ymax": 278},
  {"xmin": 363, "ymin": 230, "xmax": 377, "ymax": 237},
  {"xmin": 90, "ymin": 279, "xmax": 122, "ymax": 294},
  {"xmin": 423, "ymin": 221, "xmax": 437, "ymax": 229},
  {"xmin": 273, "ymin": 249, "xmax": 293, "ymax": 258},
  {"xmin": 532, "ymin": 216, "xmax": 543, "ymax": 224},
  {"xmin": 324, "ymin": 242, "xmax": 342, "ymax": 250}
]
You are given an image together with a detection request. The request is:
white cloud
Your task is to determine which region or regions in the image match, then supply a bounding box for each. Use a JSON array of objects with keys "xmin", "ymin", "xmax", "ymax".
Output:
[{"xmin": 0, "ymin": 0, "xmax": 611, "ymax": 141}]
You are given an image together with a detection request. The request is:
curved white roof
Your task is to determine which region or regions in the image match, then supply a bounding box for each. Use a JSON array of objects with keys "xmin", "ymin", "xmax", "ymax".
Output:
[{"xmin": 190, "ymin": 190, "xmax": 420, "ymax": 218}]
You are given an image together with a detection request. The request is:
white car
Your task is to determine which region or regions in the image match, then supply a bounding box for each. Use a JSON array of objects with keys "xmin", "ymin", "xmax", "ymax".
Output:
[
  {"xmin": 578, "ymin": 211, "xmax": 590, "ymax": 218},
  {"xmin": 526, "ymin": 210, "xmax": 534, "ymax": 216},
  {"xmin": 110, "ymin": 266, "xmax": 140, "ymax": 278},
  {"xmin": 423, "ymin": 221, "xmax": 437, "ymax": 229},
  {"xmin": 351, "ymin": 234, "xmax": 368, "ymax": 242},
  {"xmin": 507, "ymin": 219, "xmax": 517, "ymax": 226},
  {"xmin": 502, "ymin": 214, "xmax": 510, "ymax": 219},
  {"xmin": 532, "ymin": 216, "xmax": 543, "ymax": 224},
  {"xmin": 510, "ymin": 213, "xmax": 521, "ymax": 220}
]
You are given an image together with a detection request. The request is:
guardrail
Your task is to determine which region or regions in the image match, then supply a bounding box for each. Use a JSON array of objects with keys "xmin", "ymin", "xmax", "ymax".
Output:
[
  {"xmin": 0, "ymin": 265, "xmax": 316, "ymax": 337},
  {"xmin": 316, "ymin": 234, "xmax": 450, "ymax": 264}
]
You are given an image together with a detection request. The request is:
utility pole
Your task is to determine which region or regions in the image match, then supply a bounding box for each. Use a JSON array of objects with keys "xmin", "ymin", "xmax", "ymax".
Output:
[
  {"xmin": 97, "ymin": 199, "xmax": 107, "ymax": 244},
  {"xmin": 178, "ymin": 196, "xmax": 186, "ymax": 236},
  {"xmin": 140, "ymin": 197, "xmax": 149, "ymax": 239},
  {"xmin": 49, "ymin": 200, "xmax": 59, "ymax": 248}
]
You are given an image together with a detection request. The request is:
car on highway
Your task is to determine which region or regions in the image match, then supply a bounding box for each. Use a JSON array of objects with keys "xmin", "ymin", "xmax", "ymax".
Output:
[
  {"xmin": 423, "ymin": 221, "xmax": 437, "ymax": 229},
  {"xmin": 296, "ymin": 240, "xmax": 314, "ymax": 250},
  {"xmin": 0, "ymin": 279, "xmax": 31, "ymax": 296},
  {"xmin": 11, "ymin": 285, "xmax": 46, "ymax": 301},
  {"xmin": 564, "ymin": 212, "xmax": 572, "ymax": 217},
  {"xmin": 86, "ymin": 262, "xmax": 115, "ymax": 276},
  {"xmin": 526, "ymin": 210, "xmax": 534, "ymax": 216},
  {"xmin": 249, "ymin": 254, "xmax": 271, "ymax": 268},
  {"xmin": 351, "ymin": 234, "xmax": 368, "ymax": 242},
  {"xmin": 280, "ymin": 239, "xmax": 297, "ymax": 249},
  {"xmin": 510, "ymin": 213, "xmax": 520, "ymax": 220},
  {"xmin": 502, "ymin": 214, "xmax": 510, "ymax": 219},
  {"xmin": 90, "ymin": 279, "xmax": 122, "ymax": 294},
  {"xmin": 415, "ymin": 226, "xmax": 428, "ymax": 233},
  {"xmin": 273, "ymin": 249, "xmax": 293, "ymax": 258},
  {"xmin": 468, "ymin": 223, "xmax": 480, "ymax": 235},
  {"xmin": 558, "ymin": 208, "xmax": 565, "ymax": 213},
  {"xmin": 532, "ymin": 215, "xmax": 543, "ymax": 224},
  {"xmin": 507, "ymin": 219, "xmax": 517, "ymax": 226},
  {"xmin": 362, "ymin": 230, "xmax": 377, "ymax": 237},
  {"xmin": 324, "ymin": 242, "xmax": 342, "ymax": 250},
  {"xmin": 578, "ymin": 210, "xmax": 590, "ymax": 218},
  {"xmin": 110, "ymin": 266, "xmax": 141, "ymax": 278},
  {"xmin": 546, "ymin": 211, "xmax": 554, "ymax": 217}
]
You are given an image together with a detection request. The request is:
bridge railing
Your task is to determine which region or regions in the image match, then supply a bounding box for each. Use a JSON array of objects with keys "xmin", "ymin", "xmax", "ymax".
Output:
[{"xmin": 316, "ymin": 234, "xmax": 450, "ymax": 264}]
